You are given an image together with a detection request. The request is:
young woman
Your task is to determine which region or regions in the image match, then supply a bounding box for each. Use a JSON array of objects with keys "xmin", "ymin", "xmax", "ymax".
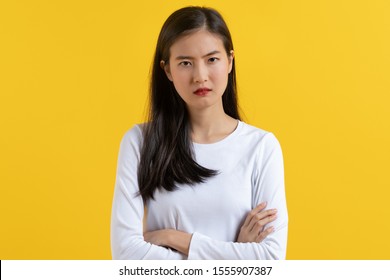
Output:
[{"xmin": 111, "ymin": 6, "xmax": 288, "ymax": 260}]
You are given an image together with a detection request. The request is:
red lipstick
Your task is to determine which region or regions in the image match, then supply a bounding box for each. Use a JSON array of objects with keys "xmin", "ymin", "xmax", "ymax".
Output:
[{"xmin": 194, "ymin": 87, "xmax": 211, "ymax": 96}]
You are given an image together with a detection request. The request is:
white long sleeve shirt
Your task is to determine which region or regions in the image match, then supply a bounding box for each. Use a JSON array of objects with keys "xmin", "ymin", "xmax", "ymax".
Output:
[{"xmin": 111, "ymin": 121, "xmax": 288, "ymax": 259}]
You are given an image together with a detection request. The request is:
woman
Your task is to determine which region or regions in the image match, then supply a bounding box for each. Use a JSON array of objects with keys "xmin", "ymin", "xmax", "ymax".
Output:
[{"xmin": 111, "ymin": 6, "xmax": 288, "ymax": 259}]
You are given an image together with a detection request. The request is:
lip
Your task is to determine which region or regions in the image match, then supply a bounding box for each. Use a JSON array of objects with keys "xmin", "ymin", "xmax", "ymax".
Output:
[{"xmin": 193, "ymin": 87, "xmax": 212, "ymax": 96}]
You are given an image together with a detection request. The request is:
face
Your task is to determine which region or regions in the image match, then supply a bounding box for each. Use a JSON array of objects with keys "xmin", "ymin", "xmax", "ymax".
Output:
[{"xmin": 162, "ymin": 29, "xmax": 234, "ymax": 112}]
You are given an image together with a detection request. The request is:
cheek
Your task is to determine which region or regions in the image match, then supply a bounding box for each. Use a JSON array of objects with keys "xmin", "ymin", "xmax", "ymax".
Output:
[
  {"xmin": 212, "ymin": 65, "xmax": 230, "ymax": 83},
  {"xmin": 170, "ymin": 71, "xmax": 191, "ymax": 96},
  {"xmin": 171, "ymin": 70, "xmax": 190, "ymax": 86}
]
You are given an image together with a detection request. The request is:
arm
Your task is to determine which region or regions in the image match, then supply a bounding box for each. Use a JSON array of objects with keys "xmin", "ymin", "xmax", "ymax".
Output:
[
  {"xmin": 188, "ymin": 133, "xmax": 288, "ymax": 259},
  {"xmin": 144, "ymin": 133, "xmax": 288, "ymax": 260},
  {"xmin": 144, "ymin": 202, "xmax": 277, "ymax": 255},
  {"xmin": 110, "ymin": 126, "xmax": 185, "ymax": 260},
  {"xmin": 236, "ymin": 202, "xmax": 278, "ymax": 243},
  {"xmin": 144, "ymin": 229, "xmax": 192, "ymax": 255}
]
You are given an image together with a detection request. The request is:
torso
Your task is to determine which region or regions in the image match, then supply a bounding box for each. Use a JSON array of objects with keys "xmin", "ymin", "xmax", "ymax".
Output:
[{"xmin": 145, "ymin": 121, "xmax": 269, "ymax": 241}]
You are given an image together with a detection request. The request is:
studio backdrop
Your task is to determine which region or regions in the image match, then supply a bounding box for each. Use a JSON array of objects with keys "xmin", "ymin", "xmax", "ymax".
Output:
[{"xmin": 1, "ymin": 0, "xmax": 389, "ymax": 259}]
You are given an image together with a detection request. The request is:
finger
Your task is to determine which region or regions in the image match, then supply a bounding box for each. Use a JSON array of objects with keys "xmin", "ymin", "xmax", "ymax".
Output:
[
  {"xmin": 255, "ymin": 226, "xmax": 274, "ymax": 243},
  {"xmin": 251, "ymin": 214, "xmax": 277, "ymax": 233},
  {"xmin": 248, "ymin": 209, "xmax": 277, "ymax": 230},
  {"xmin": 250, "ymin": 214, "xmax": 277, "ymax": 234},
  {"xmin": 143, "ymin": 232, "xmax": 151, "ymax": 242},
  {"xmin": 243, "ymin": 202, "xmax": 267, "ymax": 227}
]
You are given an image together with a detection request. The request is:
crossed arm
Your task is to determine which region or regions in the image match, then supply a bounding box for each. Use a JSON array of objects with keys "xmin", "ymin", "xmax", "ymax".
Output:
[
  {"xmin": 143, "ymin": 202, "xmax": 278, "ymax": 256},
  {"xmin": 111, "ymin": 127, "xmax": 288, "ymax": 259}
]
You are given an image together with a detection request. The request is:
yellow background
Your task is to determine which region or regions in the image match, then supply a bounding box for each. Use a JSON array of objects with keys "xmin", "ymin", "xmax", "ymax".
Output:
[{"xmin": 1, "ymin": 0, "xmax": 389, "ymax": 259}]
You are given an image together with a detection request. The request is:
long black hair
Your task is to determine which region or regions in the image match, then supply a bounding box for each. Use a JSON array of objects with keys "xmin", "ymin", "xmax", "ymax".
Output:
[{"xmin": 138, "ymin": 6, "xmax": 241, "ymax": 202}]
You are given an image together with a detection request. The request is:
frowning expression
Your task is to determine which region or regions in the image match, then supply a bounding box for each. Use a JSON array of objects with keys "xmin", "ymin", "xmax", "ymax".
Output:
[{"xmin": 163, "ymin": 29, "xmax": 234, "ymax": 112}]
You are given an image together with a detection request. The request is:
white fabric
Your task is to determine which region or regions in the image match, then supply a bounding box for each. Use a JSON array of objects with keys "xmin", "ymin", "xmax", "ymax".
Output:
[{"xmin": 111, "ymin": 121, "xmax": 288, "ymax": 259}]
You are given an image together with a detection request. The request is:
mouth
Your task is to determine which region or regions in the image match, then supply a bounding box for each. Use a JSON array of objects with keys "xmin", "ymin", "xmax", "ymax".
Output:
[{"xmin": 193, "ymin": 87, "xmax": 212, "ymax": 96}]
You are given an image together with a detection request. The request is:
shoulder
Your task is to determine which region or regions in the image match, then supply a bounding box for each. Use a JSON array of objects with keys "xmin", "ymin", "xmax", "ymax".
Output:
[
  {"xmin": 238, "ymin": 121, "xmax": 281, "ymax": 150},
  {"xmin": 238, "ymin": 123, "xmax": 284, "ymax": 177},
  {"xmin": 122, "ymin": 123, "xmax": 145, "ymax": 141},
  {"xmin": 119, "ymin": 123, "xmax": 146, "ymax": 152}
]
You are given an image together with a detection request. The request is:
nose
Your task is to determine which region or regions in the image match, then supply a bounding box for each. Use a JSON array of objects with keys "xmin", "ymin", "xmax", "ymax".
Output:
[{"xmin": 193, "ymin": 63, "xmax": 208, "ymax": 83}]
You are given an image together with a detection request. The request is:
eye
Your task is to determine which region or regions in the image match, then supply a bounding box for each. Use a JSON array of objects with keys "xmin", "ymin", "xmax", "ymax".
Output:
[
  {"xmin": 179, "ymin": 61, "xmax": 192, "ymax": 67},
  {"xmin": 208, "ymin": 57, "xmax": 219, "ymax": 63}
]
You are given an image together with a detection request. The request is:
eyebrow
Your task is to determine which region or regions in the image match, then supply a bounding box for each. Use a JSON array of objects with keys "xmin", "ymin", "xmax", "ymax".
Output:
[{"xmin": 175, "ymin": 50, "xmax": 221, "ymax": 60}]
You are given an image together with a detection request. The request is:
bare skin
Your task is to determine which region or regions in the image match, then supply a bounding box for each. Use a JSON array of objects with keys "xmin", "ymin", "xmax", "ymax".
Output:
[
  {"xmin": 144, "ymin": 202, "xmax": 277, "ymax": 255},
  {"xmin": 144, "ymin": 29, "xmax": 278, "ymax": 256}
]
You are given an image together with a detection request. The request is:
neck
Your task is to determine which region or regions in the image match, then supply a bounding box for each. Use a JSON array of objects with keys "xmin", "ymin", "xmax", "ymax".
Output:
[{"xmin": 187, "ymin": 103, "xmax": 238, "ymax": 144}]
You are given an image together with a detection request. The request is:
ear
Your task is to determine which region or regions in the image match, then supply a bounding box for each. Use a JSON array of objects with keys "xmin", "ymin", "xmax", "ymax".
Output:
[
  {"xmin": 160, "ymin": 60, "xmax": 173, "ymax": 81},
  {"xmin": 228, "ymin": 50, "xmax": 234, "ymax": 74}
]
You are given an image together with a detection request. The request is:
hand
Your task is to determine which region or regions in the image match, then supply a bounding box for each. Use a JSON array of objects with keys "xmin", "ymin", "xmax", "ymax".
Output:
[
  {"xmin": 237, "ymin": 202, "xmax": 277, "ymax": 243},
  {"xmin": 144, "ymin": 229, "xmax": 170, "ymax": 247},
  {"xmin": 144, "ymin": 229, "xmax": 191, "ymax": 255}
]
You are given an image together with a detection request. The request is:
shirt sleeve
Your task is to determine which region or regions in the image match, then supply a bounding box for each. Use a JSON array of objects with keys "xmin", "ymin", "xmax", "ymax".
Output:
[
  {"xmin": 187, "ymin": 133, "xmax": 288, "ymax": 260},
  {"xmin": 110, "ymin": 126, "xmax": 186, "ymax": 260}
]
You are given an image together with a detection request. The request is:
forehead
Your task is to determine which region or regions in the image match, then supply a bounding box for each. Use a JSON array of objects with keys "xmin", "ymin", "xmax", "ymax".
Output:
[{"xmin": 169, "ymin": 29, "xmax": 225, "ymax": 57}]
